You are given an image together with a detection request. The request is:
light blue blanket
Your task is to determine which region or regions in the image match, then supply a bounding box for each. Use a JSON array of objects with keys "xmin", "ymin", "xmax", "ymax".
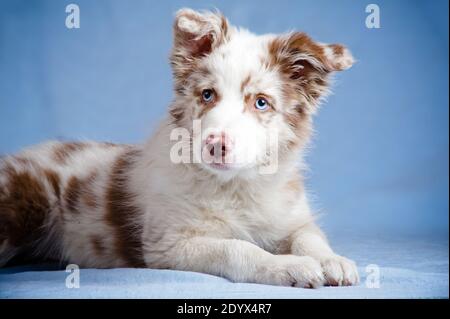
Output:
[{"xmin": 1, "ymin": 234, "xmax": 448, "ymax": 299}]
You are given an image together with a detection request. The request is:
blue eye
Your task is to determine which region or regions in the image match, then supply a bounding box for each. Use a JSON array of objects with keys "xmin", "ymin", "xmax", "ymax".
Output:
[
  {"xmin": 202, "ymin": 89, "xmax": 215, "ymax": 103},
  {"xmin": 255, "ymin": 97, "xmax": 269, "ymax": 110}
]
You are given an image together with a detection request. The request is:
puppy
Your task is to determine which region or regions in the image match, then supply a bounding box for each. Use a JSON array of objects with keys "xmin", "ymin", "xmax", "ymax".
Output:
[{"xmin": 0, "ymin": 9, "xmax": 358, "ymax": 288}]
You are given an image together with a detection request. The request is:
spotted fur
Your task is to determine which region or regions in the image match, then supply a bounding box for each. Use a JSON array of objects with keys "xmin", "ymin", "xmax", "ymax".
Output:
[{"xmin": 0, "ymin": 9, "xmax": 358, "ymax": 287}]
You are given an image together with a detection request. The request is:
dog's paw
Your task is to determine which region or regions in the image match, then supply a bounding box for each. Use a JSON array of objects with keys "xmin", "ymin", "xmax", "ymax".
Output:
[
  {"xmin": 316, "ymin": 254, "xmax": 359, "ymax": 286},
  {"xmin": 258, "ymin": 255, "xmax": 325, "ymax": 288}
]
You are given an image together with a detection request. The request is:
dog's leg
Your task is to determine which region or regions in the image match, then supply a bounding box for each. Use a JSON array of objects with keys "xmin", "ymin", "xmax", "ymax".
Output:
[
  {"xmin": 156, "ymin": 236, "xmax": 324, "ymax": 288},
  {"xmin": 288, "ymin": 223, "xmax": 359, "ymax": 286}
]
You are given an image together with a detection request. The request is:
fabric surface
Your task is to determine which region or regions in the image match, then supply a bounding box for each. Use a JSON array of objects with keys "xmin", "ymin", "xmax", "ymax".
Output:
[
  {"xmin": 0, "ymin": 0, "xmax": 448, "ymax": 237},
  {"xmin": 1, "ymin": 234, "xmax": 447, "ymax": 299}
]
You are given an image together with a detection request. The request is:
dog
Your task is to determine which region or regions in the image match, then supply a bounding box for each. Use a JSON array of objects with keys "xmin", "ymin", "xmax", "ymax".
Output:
[{"xmin": 0, "ymin": 9, "xmax": 358, "ymax": 288}]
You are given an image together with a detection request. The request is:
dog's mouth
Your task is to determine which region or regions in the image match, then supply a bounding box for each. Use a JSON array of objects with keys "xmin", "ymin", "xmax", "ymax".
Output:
[
  {"xmin": 208, "ymin": 162, "xmax": 233, "ymax": 171},
  {"xmin": 204, "ymin": 157, "xmax": 258, "ymax": 174}
]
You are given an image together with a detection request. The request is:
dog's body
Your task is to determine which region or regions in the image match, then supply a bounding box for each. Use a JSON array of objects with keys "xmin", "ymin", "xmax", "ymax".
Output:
[{"xmin": 0, "ymin": 9, "xmax": 358, "ymax": 287}]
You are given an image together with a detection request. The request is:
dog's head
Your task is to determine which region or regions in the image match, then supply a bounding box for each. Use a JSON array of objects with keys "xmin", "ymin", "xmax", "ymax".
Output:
[{"xmin": 169, "ymin": 9, "xmax": 354, "ymax": 179}]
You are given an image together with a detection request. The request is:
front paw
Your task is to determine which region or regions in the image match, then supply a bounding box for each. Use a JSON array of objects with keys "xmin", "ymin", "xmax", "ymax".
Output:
[
  {"xmin": 257, "ymin": 255, "xmax": 325, "ymax": 288},
  {"xmin": 316, "ymin": 254, "xmax": 359, "ymax": 286}
]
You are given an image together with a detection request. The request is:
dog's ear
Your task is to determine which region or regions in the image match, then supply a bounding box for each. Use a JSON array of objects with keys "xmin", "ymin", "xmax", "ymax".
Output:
[
  {"xmin": 171, "ymin": 9, "xmax": 229, "ymax": 82},
  {"xmin": 173, "ymin": 8, "xmax": 228, "ymax": 58},
  {"xmin": 269, "ymin": 32, "xmax": 354, "ymax": 107},
  {"xmin": 270, "ymin": 32, "xmax": 354, "ymax": 77}
]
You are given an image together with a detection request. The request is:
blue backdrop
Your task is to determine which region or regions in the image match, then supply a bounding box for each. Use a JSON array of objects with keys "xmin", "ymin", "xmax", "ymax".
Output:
[{"xmin": 0, "ymin": 0, "xmax": 448, "ymax": 237}]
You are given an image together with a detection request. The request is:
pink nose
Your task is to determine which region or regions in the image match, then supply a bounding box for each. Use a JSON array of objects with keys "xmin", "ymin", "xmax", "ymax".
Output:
[{"xmin": 205, "ymin": 132, "xmax": 233, "ymax": 159}]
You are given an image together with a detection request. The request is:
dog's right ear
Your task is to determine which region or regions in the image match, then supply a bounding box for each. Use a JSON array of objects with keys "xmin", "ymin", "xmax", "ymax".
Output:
[
  {"xmin": 171, "ymin": 9, "xmax": 229, "ymax": 83},
  {"xmin": 173, "ymin": 8, "xmax": 229, "ymax": 58}
]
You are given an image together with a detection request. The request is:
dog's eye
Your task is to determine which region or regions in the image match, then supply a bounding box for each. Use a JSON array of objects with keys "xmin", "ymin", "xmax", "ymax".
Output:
[
  {"xmin": 202, "ymin": 89, "xmax": 215, "ymax": 103},
  {"xmin": 255, "ymin": 97, "xmax": 269, "ymax": 111}
]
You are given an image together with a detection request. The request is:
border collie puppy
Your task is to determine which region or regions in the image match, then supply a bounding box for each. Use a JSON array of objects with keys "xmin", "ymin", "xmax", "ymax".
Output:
[{"xmin": 0, "ymin": 9, "xmax": 358, "ymax": 288}]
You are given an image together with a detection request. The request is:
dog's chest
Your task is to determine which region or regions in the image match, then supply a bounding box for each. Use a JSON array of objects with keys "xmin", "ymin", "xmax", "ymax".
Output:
[{"xmin": 197, "ymin": 192, "xmax": 295, "ymax": 252}]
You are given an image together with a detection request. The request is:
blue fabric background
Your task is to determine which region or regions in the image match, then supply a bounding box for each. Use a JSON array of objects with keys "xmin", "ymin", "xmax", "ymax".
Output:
[
  {"xmin": 0, "ymin": 0, "xmax": 448, "ymax": 298},
  {"xmin": 0, "ymin": 0, "xmax": 448, "ymax": 236},
  {"xmin": 1, "ymin": 234, "xmax": 448, "ymax": 298}
]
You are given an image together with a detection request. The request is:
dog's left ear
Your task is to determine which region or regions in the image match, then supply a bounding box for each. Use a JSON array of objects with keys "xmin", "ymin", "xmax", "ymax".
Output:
[
  {"xmin": 270, "ymin": 32, "xmax": 354, "ymax": 107},
  {"xmin": 171, "ymin": 9, "xmax": 229, "ymax": 83},
  {"xmin": 270, "ymin": 32, "xmax": 354, "ymax": 76}
]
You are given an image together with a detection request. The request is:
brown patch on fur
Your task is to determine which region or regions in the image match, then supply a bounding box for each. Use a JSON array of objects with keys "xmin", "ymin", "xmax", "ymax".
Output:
[
  {"xmin": 269, "ymin": 32, "xmax": 339, "ymax": 73},
  {"xmin": 288, "ymin": 33, "xmax": 326, "ymax": 64},
  {"xmin": 198, "ymin": 105, "xmax": 213, "ymax": 119},
  {"xmin": 269, "ymin": 33, "xmax": 328, "ymax": 81},
  {"xmin": 170, "ymin": 107, "xmax": 185, "ymax": 125},
  {"xmin": 82, "ymin": 172, "xmax": 99, "ymax": 209},
  {"xmin": 101, "ymin": 142, "xmax": 118, "ymax": 148},
  {"xmin": 65, "ymin": 176, "xmax": 82, "ymax": 213},
  {"xmin": 283, "ymin": 106, "xmax": 306, "ymax": 129},
  {"xmin": 240, "ymin": 74, "xmax": 251, "ymax": 93},
  {"xmin": 14, "ymin": 157, "xmax": 36, "ymax": 167},
  {"xmin": 330, "ymin": 44, "xmax": 345, "ymax": 56},
  {"xmin": 104, "ymin": 149, "xmax": 146, "ymax": 267},
  {"xmin": 282, "ymin": 104, "xmax": 312, "ymax": 151},
  {"xmin": 192, "ymin": 34, "xmax": 214, "ymax": 58},
  {"xmin": 1, "ymin": 163, "xmax": 16, "ymax": 181},
  {"xmin": 83, "ymin": 193, "xmax": 99, "ymax": 209},
  {"xmin": 64, "ymin": 172, "xmax": 99, "ymax": 213},
  {"xmin": 243, "ymin": 93, "xmax": 252, "ymax": 107},
  {"xmin": 0, "ymin": 166, "xmax": 50, "ymax": 247},
  {"xmin": 44, "ymin": 169, "xmax": 61, "ymax": 199},
  {"xmin": 91, "ymin": 235, "xmax": 106, "ymax": 256},
  {"xmin": 53, "ymin": 142, "xmax": 86, "ymax": 164}
]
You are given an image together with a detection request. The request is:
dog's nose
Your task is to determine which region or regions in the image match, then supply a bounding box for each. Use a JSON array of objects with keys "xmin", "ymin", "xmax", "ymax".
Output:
[{"xmin": 205, "ymin": 132, "xmax": 233, "ymax": 159}]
